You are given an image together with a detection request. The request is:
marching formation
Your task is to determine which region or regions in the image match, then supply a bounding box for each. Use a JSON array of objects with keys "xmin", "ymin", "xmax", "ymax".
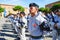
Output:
[{"xmin": 7, "ymin": 3, "xmax": 60, "ymax": 40}]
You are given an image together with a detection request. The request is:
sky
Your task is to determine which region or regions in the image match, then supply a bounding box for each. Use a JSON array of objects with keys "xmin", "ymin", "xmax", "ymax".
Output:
[{"xmin": 0, "ymin": 0, "xmax": 59, "ymax": 8}]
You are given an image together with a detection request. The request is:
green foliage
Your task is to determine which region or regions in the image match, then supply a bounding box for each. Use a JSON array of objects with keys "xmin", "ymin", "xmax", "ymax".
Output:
[
  {"xmin": 51, "ymin": 4, "xmax": 60, "ymax": 12},
  {"xmin": 0, "ymin": 7, "xmax": 4, "ymax": 13},
  {"xmin": 39, "ymin": 7, "xmax": 51, "ymax": 13},
  {"xmin": 44, "ymin": 7, "xmax": 51, "ymax": 13},
  {"xmin": 39, "ymin": 7, "xmax": 45, "ymax": 12},
  {"xmin": 13, "ymin": 6, "xmax": 24, "ymax": 12}
]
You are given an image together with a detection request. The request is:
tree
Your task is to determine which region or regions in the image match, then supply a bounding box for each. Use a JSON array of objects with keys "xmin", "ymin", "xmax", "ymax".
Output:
[
  {"xmin": 13, "ymin": 6, "xmax": 24, "ymax": 13},
  {"xmin": 39, "ymin": 7, "xmax": 51, "ymax": 14},
  {"xmin": 44, "ymin": 7, "xmax": 51, "ymax": 13},
  {"xmin": 0, "ymin": 7, "xmax": 4, "ymax": 18},
  {"xmin": 51, "ymin": 4, "xmax": 60, "ymax": 12},
  {"xmin": 0, "ymin": 7, "xmax": 4, "ymax": 13},
  {"xmin": 39, "ymin": 7, "xmax": 45, "ymax": 12}
]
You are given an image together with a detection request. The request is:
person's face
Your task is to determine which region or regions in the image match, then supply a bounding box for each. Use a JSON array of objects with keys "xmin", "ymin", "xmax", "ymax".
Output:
[
  {"xmin": 20, "ymin": 14, "xmax": 24, "ymax": 17},
  {"xmin": 29, "ymin": 6, "xmax": 38, "ymax": 14},
  {"xmin": 14, "ymin": 15, "xmax": 17, "ymax": 18},
  {"xmin": 56, "ymin": 12, "xmax": 60, "ymax": 16},
  {"xmin": 17, "ymin": 14, "xmax": 19, "ymax": 16}
]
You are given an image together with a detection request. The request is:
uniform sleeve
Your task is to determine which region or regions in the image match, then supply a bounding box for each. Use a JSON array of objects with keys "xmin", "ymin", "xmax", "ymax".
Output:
[
  {"xmin": 54, "ymin": 15, "xmax": 60, "ymax": 28},
  {"xmin": 57, "ymin": 23, "xmax": 60, "ymax": 28},
  {"xmin": 48, "ymin": 22, "xmax": 55, "ymax": 28},
  {"xmin": 13, "ymin": 19, "xmax": 17, "ymax": 24},
  {"xmin": 22, "ymin": 18, "xmax": 27, "ymax": 27},
  {"xmin": 36, "ymin": 14, "xmax": 47, "ymax": 25}
]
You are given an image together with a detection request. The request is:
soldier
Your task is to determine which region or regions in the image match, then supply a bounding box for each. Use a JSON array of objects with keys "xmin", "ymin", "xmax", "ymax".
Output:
[
  {"xmin": 8, "ymin": 14, "xmax": 14, "ymax": 22},
  {"xmin": 28, "ymin": 3, "xmax": 48, "ymax": 40},
  {"xmin": 12, "ymin": 14, "xmax": 19, "ymax": 33},
  {"xmin": 18, "ymin": 12, "xmax": 27, "ymax": 40},
  {"xmin": 52, "ymin": 9, "xmax": 60, "ymax": 40},
  {"xmin": 48, "ymin": 9, "xmax": 60, "ymax": 40},
  {"xmin": 16, "ymin": 13, "xmax": 20, "ymax": 20}
]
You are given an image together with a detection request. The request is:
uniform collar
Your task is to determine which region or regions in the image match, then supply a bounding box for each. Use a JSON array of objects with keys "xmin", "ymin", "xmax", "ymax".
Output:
[{"xmin": 35, "ymin": 12, "xmax": 37, "ymax": 16}]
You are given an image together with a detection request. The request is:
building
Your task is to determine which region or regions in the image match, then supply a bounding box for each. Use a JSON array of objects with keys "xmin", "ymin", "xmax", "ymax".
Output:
[
  {"xmin": 0, "ymin": 4, "xmax": 29, "ymax": 18},
  {"xmin": 45, "ymin": 1, "xmax": 60, "ymax": 8}
]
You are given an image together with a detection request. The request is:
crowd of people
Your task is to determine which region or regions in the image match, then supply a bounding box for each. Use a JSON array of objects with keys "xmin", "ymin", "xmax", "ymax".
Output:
[{"xmin": 7, "ymin": 3, "xmax": 60, "ymax": 40}]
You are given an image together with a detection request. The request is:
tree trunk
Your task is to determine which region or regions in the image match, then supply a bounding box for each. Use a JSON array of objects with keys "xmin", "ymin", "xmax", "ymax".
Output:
[{"xmin": 0, "ymin": 13, "xmax": 2, "ymax": 18}]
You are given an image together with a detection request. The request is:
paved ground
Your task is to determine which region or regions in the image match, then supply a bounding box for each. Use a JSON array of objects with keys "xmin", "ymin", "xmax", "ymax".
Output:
[{"xmin": 0, "ymin": 18, "xmax": 18, "ymax": 40}]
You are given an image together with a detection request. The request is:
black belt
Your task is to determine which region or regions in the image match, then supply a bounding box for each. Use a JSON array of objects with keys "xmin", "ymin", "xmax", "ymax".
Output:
[{"xmin": 31, "ymin": 35, "xmax": 43, "ymax": 39}]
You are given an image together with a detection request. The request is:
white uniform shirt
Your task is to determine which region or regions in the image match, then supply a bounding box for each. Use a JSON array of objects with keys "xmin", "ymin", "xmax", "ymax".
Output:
[
  {"xmin": 20, "ymin": 17, "xmax": 27, "ymax": 27},
  {"xmin": 28, "ymin": 12, "xmax": 47, "ymax": 36}
]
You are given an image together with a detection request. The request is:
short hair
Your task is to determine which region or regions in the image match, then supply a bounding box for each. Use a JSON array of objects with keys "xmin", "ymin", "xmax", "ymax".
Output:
[
  {"xmin": 54, "ymin": 9, "xmax": 60, "ymax": 13},
  {"xmin": 20, "ymin": 12, "xmax": 25, "ymax": 16},
  {"xmin": 17, "ymin": 13, "xmax": 20, "ymax": 15},
  {"xmin": 29, "ymin": 3, "xmax": 39, "ymax": 8}
]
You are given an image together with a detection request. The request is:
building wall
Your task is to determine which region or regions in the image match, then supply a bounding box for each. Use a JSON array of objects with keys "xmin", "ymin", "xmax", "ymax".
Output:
[
  {"xmin": 24, "ymin": 8, "xmax": 29, "ymax": 15},
  {"xmin": 45, "ymin": 1, "xmax": 60, "ymax": 8},
  {"xmin": 0, "ymin": 4, "xmax": 18, "ymax": 15},
  {"xmin": 0, "ymin": 4, "xmax": 29, "ymax": 17}
]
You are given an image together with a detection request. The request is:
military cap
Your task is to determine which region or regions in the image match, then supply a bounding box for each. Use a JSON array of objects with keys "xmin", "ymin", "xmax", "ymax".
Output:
[{"xmin": 29, "ymin": 3, "xmax": 39, "ymax": 8}]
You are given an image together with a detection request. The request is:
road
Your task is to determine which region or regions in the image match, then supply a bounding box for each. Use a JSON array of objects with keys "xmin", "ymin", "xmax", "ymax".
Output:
[{"xmin": 0, "ymin": 18, "xmax": 18, "ymax": 40}]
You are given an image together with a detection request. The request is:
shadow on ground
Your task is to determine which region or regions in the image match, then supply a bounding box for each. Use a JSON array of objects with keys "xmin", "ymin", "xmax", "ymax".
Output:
[
  {"xmin": 0, "ymin": 23, "xmax": 19, "ymax": 40},
  {"xmin": 0, "ymin": 38, "xmax": 6, "ymax": 40}
]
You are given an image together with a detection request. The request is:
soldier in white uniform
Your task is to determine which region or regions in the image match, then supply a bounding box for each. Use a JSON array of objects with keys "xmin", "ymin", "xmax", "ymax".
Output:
[
  {"xmin": 13, "ymin": 15, "xmax": 19, "ymax": 33},
  {"xmin": 28, "ymin": 3, "xmax": 48, "ymax": 40},
  {"xmin": 18, "ymin": 12, "xmax": 27, "ymax": 40}
]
